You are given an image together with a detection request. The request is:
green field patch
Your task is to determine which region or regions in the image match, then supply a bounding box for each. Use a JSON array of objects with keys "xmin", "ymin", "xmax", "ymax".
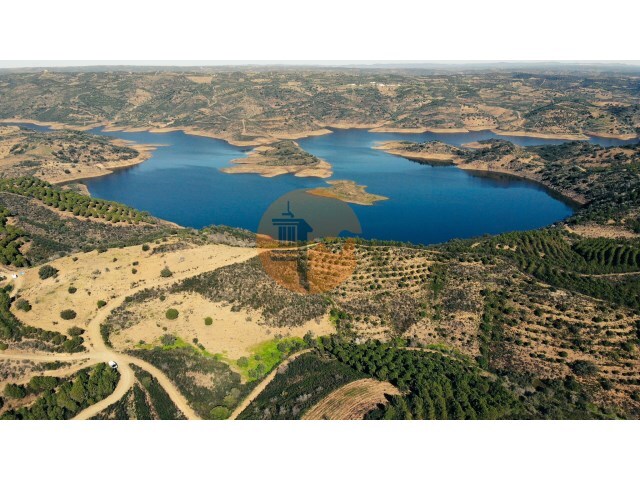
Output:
[{"xmin": 233, "ymin": 337, "xmax": 305, "ymax": 381}]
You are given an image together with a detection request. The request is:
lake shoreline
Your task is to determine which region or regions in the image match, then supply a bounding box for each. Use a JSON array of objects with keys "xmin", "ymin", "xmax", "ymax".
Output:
[
  {"xmin": 3, "ymin": 120, "xmax": 582, "ymax": 242},
  {"xmin": 3, "ymin": 117, "xmax": 637, "ymax": 148},
  {"xmin": 6, "ymin": 118, "xmax": 589, "ymax": 208},
  {"xmin": 51, "ymin": 143, "xmax": 156, "ymax": 186},
  {"xmin": 375, "ymin": 141, "xmax": 587, "ymax": 207}
]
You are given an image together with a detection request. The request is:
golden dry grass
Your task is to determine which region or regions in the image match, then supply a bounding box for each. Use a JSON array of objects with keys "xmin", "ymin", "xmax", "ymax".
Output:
[
  {"xmin": 11, "ymin": 239, "xmax": 256, "ymax": 335},
  {"xmin": 302, "ymin": 378, "xmax": 400, "ymax": 420}
]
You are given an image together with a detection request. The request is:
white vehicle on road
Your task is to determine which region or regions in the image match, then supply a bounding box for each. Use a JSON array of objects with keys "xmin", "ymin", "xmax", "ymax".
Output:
[{"xmin": 108, "ymin": 360, "xmax": 118, "ymax": 370}]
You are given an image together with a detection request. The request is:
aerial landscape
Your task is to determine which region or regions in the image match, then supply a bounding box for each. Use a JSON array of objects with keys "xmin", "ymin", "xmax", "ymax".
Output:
[{"xmin": 1, "ymin": 64, "xmax": 640, "ymax": 420}]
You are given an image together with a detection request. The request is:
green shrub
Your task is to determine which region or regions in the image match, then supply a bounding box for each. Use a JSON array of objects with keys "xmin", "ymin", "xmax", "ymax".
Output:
[
  {"xmin": 67, "ymin": 326, "xmax": 84, "ymax": 337},
  {"xmin": 131, "ymin": 268, "xmax": 138, "ymax": 274},
  {"xmin": 97, "ymin": 300, "xmax": 107, "ymax": 308},
  {"xmin": 15, "ymin": 298, "xmax": 31, "ymax": 312},
  {"xmin": 569, "ymin": 360, "xmax": 598, "ymax": 376},
  {"xmin": 160, "ymin": 267, "xmax": 173, "ymax": 278},
  {"xmin": 204, "ymin": 317, "xmax": 213, "ymax": 326},
  {"xmin": 209, "ymin": 406, "xmax": 230, "ymax": 420},
  {"xmin": 68, "ymin": 286, "xmax": 77, "ymax": 294},
  {"xmin": 4, "ymin": 383, "xmax": 26, "ymax": 399},
  {"xmin": 28, "ymin": 376, "xmax": 58, "ymax": 393},
  {"xmin": 0, "ymin": 342, "xmax": 8, "ymax": 351},
  {"xmin": 237, "ymin": 357, "xmax": 249, "ymax": 368},
  {"xmin": 165, "ymin": 308, "xmax": 179, "ymax": 320},
  {"xmin": 60, "ymin": 309, "xmax": 77, "ymax": 320},
  {"xmin": 142, "ymin": 244, "xmax": 150, "ymax": 252},
  {"xmin": 38, "ymin": 265, "xmax": 58, "ymax": 280}
]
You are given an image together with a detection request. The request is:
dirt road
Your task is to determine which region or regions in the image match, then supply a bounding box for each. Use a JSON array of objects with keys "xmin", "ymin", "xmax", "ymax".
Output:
[{"xmin": 2, "ymin": 244, "xmax": 258, "ymax": 420}]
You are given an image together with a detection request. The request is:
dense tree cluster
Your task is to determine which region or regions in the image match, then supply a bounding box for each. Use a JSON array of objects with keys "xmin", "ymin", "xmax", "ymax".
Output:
[
  {"xmin": 0, "ymin": 207, "xmax": 28, "ymax": 267},
  {"xmin": 320, "ymin": 337, "xmax": 519, "ymax": 420},
  {"xmin": 0, "ymin": 177, "xmax": 152, "ymax": 224},
  {"xmin": 1, "ymin": 364, "xmax": 119, "ymax": 420},
  {"xmin": 473, "ymin": 229, "xmax": 640, "ymax": 310}
]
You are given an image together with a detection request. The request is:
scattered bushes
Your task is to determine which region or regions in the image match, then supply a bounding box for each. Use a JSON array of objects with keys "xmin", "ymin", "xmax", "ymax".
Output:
[
  {"xmin": 0, "ymin": 290, "xmax": 84, "ymax": 353},
  {"xmin": 165, "ymin": 308, "xmax": 179, "ymax": 320},
  {"xmin": 97, "ymin": 300, "xmax": 107, "ymax": 308},
  {"xmin": 160, "ymin": 266, "xmax": 173, "ymax": 278},
  {"xmin": 204, "ymin": 317, "xmax": 213, "ymax": 326}
]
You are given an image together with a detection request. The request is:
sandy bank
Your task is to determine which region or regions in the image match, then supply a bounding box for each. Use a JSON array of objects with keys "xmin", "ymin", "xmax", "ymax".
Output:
[
  {"xmin": 47, "ymin": 143, "xmax": 156, "ymax": 185},
  {"xmin": 457, "ymin": 164, "xmax": 587, "ymax": 206},
  {"xmin": 490, "ymin": 129, "xmax": 589, "ymax": 141},
  {"xmin": 376, "ymin": 141, "xmax": 586, "ymax": 206},
  {"xmin": 221, "ymin": 142, "xmax": 333, "ymax": 178},
  {"xmin": 373, "ymin": 142, "xmax": 460, "ymax": 163},
  {"xmin": 4, "ymin": 118, "xmax": 636, "ymax": 148}
]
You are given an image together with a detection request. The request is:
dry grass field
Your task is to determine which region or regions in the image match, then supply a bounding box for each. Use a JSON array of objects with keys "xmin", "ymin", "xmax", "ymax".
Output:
[
  {"xmin": 11, "ymin": 239, "xmax": 256, "ymax": 335},
  {"xmin": 110, "ymin": 291, "xmax": 334, "ymax": 360},
  {"xmin": 303, "ymin": 378, "xmax": 400, "ymax": 420}
]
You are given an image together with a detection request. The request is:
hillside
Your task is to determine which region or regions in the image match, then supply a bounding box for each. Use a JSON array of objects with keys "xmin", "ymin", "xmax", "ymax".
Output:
[
  {"xmin": 1, "ymin": 68, "xmax": 639, "ymax": 145},
  {"xmin": 1, "ymin": 70, "xmax": 640, "ymax": 421}
]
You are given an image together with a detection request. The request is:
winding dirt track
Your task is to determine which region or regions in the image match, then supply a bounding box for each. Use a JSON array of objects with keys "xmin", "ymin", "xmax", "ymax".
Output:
[{"xmin": 2, "ymin": 246, "xmax": 258, "ymax": 420}]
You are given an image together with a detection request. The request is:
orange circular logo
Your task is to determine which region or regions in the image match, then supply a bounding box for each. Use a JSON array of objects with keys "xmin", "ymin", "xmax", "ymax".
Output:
[{"xmin": 257, "ymin": 190, "xmax": 361, "ymax": 294}]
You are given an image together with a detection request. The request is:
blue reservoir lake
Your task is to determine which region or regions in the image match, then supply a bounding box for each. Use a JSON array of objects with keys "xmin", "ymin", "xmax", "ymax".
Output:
[{"xmin": 14, "ymin": 123, "xmax": 637, "ymax": 245}]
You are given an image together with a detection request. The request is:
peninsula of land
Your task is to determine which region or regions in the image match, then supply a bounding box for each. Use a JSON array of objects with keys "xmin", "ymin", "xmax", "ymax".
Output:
[
  {"xmin": 375, "ymin": 140, "xmax": 463, "ymax": 163},
  {"xmin": 220, "ymin": 140, "xmax": 332, "ymax": 178},
  {"xmin": 0, "ymin": 125, "xmax": 155, "ymax": 185}
]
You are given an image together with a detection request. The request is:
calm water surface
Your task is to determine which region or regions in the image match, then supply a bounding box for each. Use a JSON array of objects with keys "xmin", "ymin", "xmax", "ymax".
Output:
[{"xmin": 14, "ymin": 123, "xmax": 637, "ymax": 244}]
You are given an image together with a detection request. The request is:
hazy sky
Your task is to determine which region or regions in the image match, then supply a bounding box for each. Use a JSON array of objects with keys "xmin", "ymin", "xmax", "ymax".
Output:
[{"xmin": 1, "ymin": 60, "xmax": 640, "ymax": 68}]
